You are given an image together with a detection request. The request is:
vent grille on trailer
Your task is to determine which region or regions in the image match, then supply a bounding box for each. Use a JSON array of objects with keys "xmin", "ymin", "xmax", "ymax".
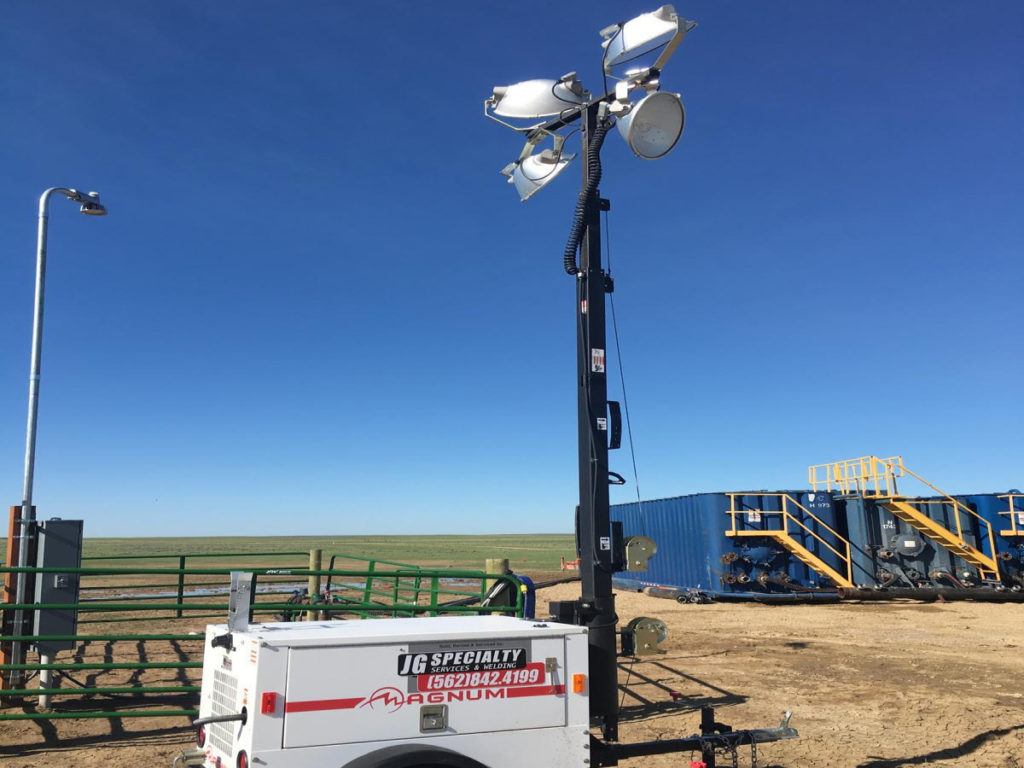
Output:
[{"xmin": 209, "ymin": 668, "xmax": 239, "ymax": 756}]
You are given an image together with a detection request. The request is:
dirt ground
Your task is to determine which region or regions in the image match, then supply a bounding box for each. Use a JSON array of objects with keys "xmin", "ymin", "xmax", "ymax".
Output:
[{"xmin": 2, "ymin": 584, "xmax": 1022, "ymax": 767}]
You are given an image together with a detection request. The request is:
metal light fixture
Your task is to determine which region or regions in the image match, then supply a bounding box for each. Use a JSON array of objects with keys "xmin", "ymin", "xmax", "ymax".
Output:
[
  {"xmin": 485, "ymin": 6, "xmax": 694, "ymax": 201},
  {"xmin": 73, "ymin": 190, "xmax": 108, "ymax": 216},
  {"xmin": 600, "ymin": 5, "xmax": 695, "ymax": 74},
  {"xmin": 615, "ymin": 90, "xmax": 685, "ymax": 159},
  {"xmin": 501, "ymin": 134, "xmax": 576, "ymax": 202},
  {"xmin": 489, "ymin": 73, "xmax": 586, "ymax": 121},
  {"xmin": 509, "ymin": 150, "xmax": 576, "ymax": 202}
]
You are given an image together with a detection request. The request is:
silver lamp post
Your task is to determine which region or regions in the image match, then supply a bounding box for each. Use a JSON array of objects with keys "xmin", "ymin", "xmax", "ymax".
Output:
[{"xmin": 9, "ymin": 188, "xmax": 107, "ymax": 697}]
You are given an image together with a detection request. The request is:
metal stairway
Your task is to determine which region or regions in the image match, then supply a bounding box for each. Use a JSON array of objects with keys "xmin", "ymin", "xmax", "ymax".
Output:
[
  {"xmin": 725, "ymin": 494, "xmax": 855, "ymax": 588},
  {"xmin": 809, "ymin": 455, "xmax": 1002, "ymax": 583},
  {"xmin": 880, "ymin": 499, "xmax": 1000, "ymax": 581}
]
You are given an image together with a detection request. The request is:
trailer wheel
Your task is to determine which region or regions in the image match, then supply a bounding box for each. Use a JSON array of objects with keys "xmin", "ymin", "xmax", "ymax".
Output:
[{"xmin": 341, "ymin": 746, "xmax": 489, "ymax": 768}]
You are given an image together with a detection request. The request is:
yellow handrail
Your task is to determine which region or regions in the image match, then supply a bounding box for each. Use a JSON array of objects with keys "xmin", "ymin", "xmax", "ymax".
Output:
[
  {"xmin": 808, "ymin": 455, "xmax": 904, "ymax": 497},
  {"xmin": 809, "ymin": 455, "xmax": 999, "ymax": 561},
  {"xmin": 726, "ymin": 493, "xmax": 853, "ymax": 584},
  {"xmin": 900, "ymin": 467, "xmax": 998, "ymax": 559},
  {"xmin": 998, "ymin": 494, "xmax": 1024, "ymax": 536}
]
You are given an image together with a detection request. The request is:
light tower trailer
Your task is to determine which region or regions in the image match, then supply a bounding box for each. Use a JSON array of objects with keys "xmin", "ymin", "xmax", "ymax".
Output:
[
  {"xmin": 181, "ymin": 7, "xmax": 800, "ymax": 767},
  {"xmin": 189, "ymin": 615, "xmax": 593, "ymax": 768},
  {"xmin": 184, "ymin": 605, "xmax": 795, "ymax": 768}
]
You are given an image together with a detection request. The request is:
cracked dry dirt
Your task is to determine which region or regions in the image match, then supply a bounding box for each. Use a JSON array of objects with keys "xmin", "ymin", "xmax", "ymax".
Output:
[{"xmin": 2, "ymin": 583, "xmax": 1022, "ymax": 767}]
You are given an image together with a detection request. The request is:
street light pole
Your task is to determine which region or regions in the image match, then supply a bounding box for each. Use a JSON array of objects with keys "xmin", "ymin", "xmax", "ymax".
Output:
[{"xmin": 8, "ymin": 187, "xmax": 107, "ymax": 691}]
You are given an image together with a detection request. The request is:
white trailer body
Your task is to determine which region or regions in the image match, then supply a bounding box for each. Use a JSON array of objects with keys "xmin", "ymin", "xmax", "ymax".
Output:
[{"xmin": 195, "ymin": 615, "xmax": 591, "ymax": 768}]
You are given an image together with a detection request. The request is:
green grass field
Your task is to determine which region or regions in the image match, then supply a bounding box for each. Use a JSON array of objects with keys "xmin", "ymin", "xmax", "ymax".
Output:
[{"xmin": 2, "ymin": 533, "xmax": 578, "ymax": 578}]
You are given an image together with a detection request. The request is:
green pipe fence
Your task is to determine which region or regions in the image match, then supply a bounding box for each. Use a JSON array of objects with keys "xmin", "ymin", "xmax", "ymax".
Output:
[
  {"xmin": 1, "ymin": 710, "xmax": 198, "ymax": 720},
  {"xmin": 82, "ymin": 550, "xmax": 310, "ymax": 619},
  {"xmin": 0, "ymin": 556, "xmax": 525, "ymax": 722},
  {"xmin": 0, "ymin": 686, "xmax": 199, "ymax": 696}
]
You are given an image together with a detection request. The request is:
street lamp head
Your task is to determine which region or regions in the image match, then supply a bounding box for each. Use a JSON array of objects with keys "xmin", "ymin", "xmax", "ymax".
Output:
[
  {"xmin": 63, "ymin": 189, "xmax": 108, "ymax": 216},
  {"xmin": 78, "ymin": 191, "xmax": 108, "ymax": 216}
]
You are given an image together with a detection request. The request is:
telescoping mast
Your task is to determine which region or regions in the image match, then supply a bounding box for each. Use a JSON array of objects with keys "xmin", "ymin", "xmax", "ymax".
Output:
[{"xmin": 485, "ymin": 6, "xmax": 798, "ymax": 764}]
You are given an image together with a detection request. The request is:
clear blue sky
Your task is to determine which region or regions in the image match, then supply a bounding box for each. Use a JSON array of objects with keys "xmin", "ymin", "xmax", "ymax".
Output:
[{"xmin": 1, "ymin": 2, "xmax": 1021, "ymax": 538}]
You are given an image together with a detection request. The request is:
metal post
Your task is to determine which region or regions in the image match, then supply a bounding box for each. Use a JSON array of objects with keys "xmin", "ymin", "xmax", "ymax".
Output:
[
  {"xmin": 306, "ymin": 549, "xmax": 322, "ymax": 621},
  {"xmin": 575, "ymin": 102, "xmax": 619, "ymax": 742},
  {"xmin": 9, "ymin": 188, "xmax": 106, "ymax": 692},
  {"xmin": 176, "ymin": 555, "xmax": 186, "ymax": 618},
  {"xmin": 9, "ymin": 189, "xmax": 57, "ymax": 690},
  {"xmin": 38, "ymin": 652, "xmax": 52, "ymax": 710}
]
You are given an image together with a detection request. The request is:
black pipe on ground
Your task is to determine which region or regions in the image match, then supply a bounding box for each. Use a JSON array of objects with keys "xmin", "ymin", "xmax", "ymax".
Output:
[{"xmin": 838, "ymin": 587, "xmax": 1024, "ymax": 602}]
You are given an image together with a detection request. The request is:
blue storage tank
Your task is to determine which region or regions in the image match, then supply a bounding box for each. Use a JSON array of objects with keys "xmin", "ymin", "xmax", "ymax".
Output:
[
  {"xmin": 960, "ymin": 493, "xmax": 1024, "ymax": 588},
  {"xmin": 839, "ymin": 494, "xmax": 1013, "ymax": 588},
  {"xmin": 610, "ymin": 490, "xmax": 847, "ymax": 599}
]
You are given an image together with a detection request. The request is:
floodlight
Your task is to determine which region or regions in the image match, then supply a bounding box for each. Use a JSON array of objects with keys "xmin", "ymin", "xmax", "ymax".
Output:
[
  {"xmin": 600, "ymin": 5, "xmax": 695, "ymax": 74},
  {"xmin": 490, "ymin": 74, "xmax": 585, "ymax": 119},
  {"xmin": 615, "ymin": 90, "xmax": 684, "ymax": 159},
  {"xmin": 503, "ymin": 145, "xmax": 576, "ymax": 202}
]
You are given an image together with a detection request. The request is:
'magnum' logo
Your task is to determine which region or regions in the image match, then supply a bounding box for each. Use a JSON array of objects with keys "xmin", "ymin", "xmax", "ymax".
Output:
[{"xmin": 359, "ymin": 686, "xmax": 506, "ymax": 713}]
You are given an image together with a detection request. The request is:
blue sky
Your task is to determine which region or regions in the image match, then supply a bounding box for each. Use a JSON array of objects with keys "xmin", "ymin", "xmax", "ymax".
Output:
[{"xmin": 1, "ymin": 2, "xmax": 1021, "ymax": 538}]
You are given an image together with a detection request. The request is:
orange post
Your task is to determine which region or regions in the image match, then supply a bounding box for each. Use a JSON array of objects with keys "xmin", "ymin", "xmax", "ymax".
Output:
[{"xmin": 1, "ymin": 506, "xmax": 21, "ymax": 688}]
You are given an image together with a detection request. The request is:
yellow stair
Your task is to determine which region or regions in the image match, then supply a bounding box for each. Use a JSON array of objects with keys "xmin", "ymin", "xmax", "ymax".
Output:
[
  {"xmin": 809, "ymin": 456, "xmax": 1003, "ymax": 584},
  {"xmin": 728, "ymin": 529, "xmax": 855, "ymax": 588},
  {"xmin": 725, "ymin": 493, "xmax": 855, "ymax": 588},
  {"xmin": 880, "ymin": 499, "xmax": 1000, "ymax": 581}
]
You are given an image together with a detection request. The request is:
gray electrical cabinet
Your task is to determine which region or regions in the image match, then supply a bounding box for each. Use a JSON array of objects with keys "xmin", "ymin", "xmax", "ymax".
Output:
[{"xmin": 32, "ymin": 519, "xmax": 84, "ymax": 654}]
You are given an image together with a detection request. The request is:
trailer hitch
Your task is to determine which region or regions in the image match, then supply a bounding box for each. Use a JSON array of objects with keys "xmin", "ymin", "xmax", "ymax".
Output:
[{"xmin": 591, "ymin": 708, "xmax": 797, "ymax": 767}]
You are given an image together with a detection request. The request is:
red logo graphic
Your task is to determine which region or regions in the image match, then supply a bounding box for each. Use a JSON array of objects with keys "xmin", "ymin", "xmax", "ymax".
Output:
[{"xmin": 359, "ymin": 687, "xmax": 406, "ymax": 713}]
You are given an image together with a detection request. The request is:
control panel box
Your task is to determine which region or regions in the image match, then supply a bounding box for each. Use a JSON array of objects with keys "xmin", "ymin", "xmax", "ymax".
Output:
[{"xmin": 32, "ymin": 518, "xmax": 83, "ymax": 654}]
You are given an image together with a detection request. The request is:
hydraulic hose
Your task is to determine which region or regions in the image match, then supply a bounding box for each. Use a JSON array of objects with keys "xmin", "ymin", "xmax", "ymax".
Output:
[{"xmin": 563, "ymin": 120, "xmax": 610, "ymax": 275}]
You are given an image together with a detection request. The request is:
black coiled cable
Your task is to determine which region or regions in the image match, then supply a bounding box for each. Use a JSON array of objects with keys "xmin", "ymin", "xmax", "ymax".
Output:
[{"xmin": 563, "ymin": 120, "xmax": 610, "ymax": 275}]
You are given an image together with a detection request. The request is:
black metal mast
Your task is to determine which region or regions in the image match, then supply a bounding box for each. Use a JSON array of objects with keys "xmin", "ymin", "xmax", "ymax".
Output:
[{"xmin": 574, "ymin": 101, "xmax": 619, "ymax": 742}]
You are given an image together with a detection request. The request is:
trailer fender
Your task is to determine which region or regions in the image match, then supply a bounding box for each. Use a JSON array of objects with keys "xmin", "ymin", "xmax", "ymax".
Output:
[{"xmin": 341, "ymin": 745, "xmax": 490, "ymax": 768}]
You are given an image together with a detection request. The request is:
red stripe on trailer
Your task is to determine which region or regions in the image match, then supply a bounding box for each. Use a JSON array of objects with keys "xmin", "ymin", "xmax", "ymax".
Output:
[
  {"xmin": 284, "ymin": 697, "xmax": 363, "ymax": 713},
  {"xmin": 505, "ymin": 684, "xmax": 566, "ymax": 698}
]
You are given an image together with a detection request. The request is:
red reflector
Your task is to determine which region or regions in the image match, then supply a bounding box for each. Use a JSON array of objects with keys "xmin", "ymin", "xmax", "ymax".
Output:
[
  {"xmin": 196, "ymin": 723, "xmax": 206, "ymax": 747},
  {"xmin": 236, "ymin": 750, "xmax": 249, "ymax": 768},
  {"xmin": 260, "ymin": 691, "xmax": 278, "ymax": 714}
]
